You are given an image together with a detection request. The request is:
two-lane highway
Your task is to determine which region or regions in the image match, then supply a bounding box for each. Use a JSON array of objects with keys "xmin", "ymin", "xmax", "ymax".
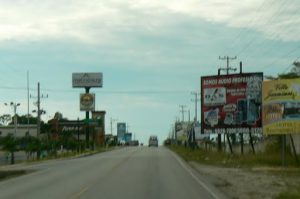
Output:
[{"xmin": 0, "ymin": 147, "xmax": 227, "ymax": 199}]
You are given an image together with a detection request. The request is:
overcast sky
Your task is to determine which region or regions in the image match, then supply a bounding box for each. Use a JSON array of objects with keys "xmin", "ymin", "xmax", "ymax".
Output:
[{"xmin": 0, "ymin": 0, "xmax": 299, "ymax": 144}]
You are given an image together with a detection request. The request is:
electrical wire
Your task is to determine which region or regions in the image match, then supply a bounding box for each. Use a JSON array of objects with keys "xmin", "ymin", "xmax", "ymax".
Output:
[
  {"xmin": 227, "ymin": 0, "xmax": 271, "ymax": 52},
  {"xmin": 0, "ymin": 86, "xmax": 191, "ymax": 95},
  {"xmin": 235, "ymin": 0, "xmax": 291, "ymax": 56}
]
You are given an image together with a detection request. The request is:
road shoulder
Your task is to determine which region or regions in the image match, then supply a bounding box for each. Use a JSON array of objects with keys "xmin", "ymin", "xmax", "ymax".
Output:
[{"xmin": 189, "ymin": 161, "xmax": 300, "ymax": 199}]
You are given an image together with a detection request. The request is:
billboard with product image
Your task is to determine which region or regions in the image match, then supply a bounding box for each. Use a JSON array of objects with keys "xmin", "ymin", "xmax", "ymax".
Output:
[
  {"xmin": 80, "ymin": 93, "xmax": 95, "ymax": 111},
  {"xmin": 263, "ymin": 78, "xmax": 300, "ymax": 135},
  {"xmin": 201, "ymin": 73, "xmax": 263, "ymax": 134}
]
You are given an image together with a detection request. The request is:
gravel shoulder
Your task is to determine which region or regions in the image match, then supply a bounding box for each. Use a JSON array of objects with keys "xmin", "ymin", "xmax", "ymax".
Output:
[{"xmin": 190, "ymin": 161, "xmax": 300, "ymax": 199}]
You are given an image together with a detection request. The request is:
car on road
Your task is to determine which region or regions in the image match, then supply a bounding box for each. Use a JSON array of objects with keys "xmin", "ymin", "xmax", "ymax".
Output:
[{"xmin": 148, "ymin": 135, "xmax": 158, "ymax": 147}]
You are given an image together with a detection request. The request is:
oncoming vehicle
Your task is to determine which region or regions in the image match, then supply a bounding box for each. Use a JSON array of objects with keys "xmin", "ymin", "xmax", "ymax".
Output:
[{"xmin": 148, "ymin": 136, "xmax": 158, "ymax": 147}]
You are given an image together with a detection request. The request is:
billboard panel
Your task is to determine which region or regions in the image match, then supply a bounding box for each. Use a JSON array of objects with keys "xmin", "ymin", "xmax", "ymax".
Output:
[
  {"xmin": 263, "ymin": 78, "xmax": 300, "ymax": 135},
  {"xmin": 92, "ymin": 111, "xmax": 106, "ymax": 146},
  {"xmin": 201, "ymin": 73, "xmax": 263, "ymax": 134},
  {"xmin": 80, "ymin": 93, "xmax": 95, "ymax": 111},
  {"xmin": 117, "ymin": 123, "xmax": 126, "ymax": 141},
  {"xmin": 72, "ymin": 73, "xmax": 103, "ymax": 88}
]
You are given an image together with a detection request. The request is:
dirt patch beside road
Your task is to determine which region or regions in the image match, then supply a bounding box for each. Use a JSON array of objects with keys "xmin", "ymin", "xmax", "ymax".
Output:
[
  {"xmin": 190, "ymin": 162, "xmax": 300, "ymax": 199},
  {"xmin": 0, "ymin": 170, "xmax": 30, "ymax": 181}
]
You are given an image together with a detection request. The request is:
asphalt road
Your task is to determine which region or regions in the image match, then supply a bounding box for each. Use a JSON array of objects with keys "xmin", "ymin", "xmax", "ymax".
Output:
[{"xmin": 0, "ymin": 147, "xmax": 227, "ymax": 199}]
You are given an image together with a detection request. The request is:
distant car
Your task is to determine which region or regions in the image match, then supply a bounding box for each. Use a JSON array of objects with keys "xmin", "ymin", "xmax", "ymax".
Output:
[{"xmin": 148, "ymin": 136, "xmax": 158, "ymax": 147}]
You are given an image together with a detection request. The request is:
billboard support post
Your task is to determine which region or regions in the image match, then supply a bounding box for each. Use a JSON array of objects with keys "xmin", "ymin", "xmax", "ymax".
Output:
[
  {"xmin": 77, "ymin": 117, "xmax": 80, "ymax": 153},
  {"xmin": 240, "ymin": 133, "xmax": 244, "ymax": 155},
  {"xmin": 226, "ymin": 131, "xmax": 233, "ymax": 154},
  {"xmin": 217, "ymin": 133, "xmax": 222, "ymax": 151},
  {"xmin": 281, "ymin": 135, "xmax": 286, "ymax": 167},
  {"xmin": 240, "ymin": 62, "xmax": 243, "ymax": 74},
  {"xmin": 289, "ymin": 134, "xmax": 299, "ymax": 165},
  {"xmin": 249, "ymin": 129, "xmax": 255, "ymax": 154},
  {"xmin": 85, "ymin": 87, "xmax": 90, "ymax": 149}
]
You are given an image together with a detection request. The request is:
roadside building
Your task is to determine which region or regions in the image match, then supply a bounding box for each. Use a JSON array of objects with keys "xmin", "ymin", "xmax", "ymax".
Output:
[{"xmin": 0, "ymin": 125, "xmax": 37, "ymax": 137}]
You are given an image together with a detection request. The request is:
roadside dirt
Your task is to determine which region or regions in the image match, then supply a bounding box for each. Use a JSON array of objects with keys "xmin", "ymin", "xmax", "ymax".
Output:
[
  {"xmin": 0, "ymin": 170, "xmax": 29, "ymax": 181},
  {"xmin": 190, "ymin": 162, "xmax": 300, "ymax": 199}
]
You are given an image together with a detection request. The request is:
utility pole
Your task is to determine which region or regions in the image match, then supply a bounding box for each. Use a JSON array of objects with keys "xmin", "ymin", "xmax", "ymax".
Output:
[
  {"xmin": 218, "ymin": 56, "xmax": 236, "ymax": 154},
  {"xmin": 27, "ymin": 71, "xmax": 30, "ymax": 133},
  {"xmin": 31, "ymin": 82, "xmax": 48, "ymax": 138},
  {"xmin": 191, "ymin": 92, "xmax": 200, "ymax": 122},
  {"xmin": 179, "ymin": 105, "xmax": 187, "ymax": 122},
  {"xmin": 219, "ymin": 56, "xmax": 237, "ymax": 75},
  {"xmin": 37, "ymin": 82, "xmax": 40, "ymax": 138}
]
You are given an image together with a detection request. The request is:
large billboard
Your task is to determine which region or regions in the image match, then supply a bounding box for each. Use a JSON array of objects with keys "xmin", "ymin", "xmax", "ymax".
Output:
[
  {"xmin": 263, "ymin": 78, "xmax": 300, "ymax": 135},
  {"xmin": 201, "ymin": 73, "xmax": 263, "ymax": 134},
  {"xmin": 72, "ymin": 73, "xmax": 103, "ymax": 88},
  {"xmin": 117, "ymin": 123, "xmax": 126, "ymax": 141}
]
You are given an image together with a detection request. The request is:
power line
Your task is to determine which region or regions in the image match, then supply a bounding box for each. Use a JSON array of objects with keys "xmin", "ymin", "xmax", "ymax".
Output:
[
  {"xmin": 0, "ymin": 86, "xmax": 192, "ymax": 94},
  {"xmin": 235, "ymin": 0, "xmax": 291, "ymax": 57},
  {"xmin": 264, "ymin": 45, "xmax": 300, "ymax": 70},
  {"xmin": 228, "ymin": 0, "xmax": 271, "ymax": 51},
  {"xmin": 249, "ymin": 0, "xmax": 298, "ymax": 58}
]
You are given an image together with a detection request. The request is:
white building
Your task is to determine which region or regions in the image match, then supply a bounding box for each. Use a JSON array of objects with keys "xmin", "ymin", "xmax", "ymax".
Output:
[{"xmin": 0, "ymin": 125, "xmax": 37, "ymax": 137}]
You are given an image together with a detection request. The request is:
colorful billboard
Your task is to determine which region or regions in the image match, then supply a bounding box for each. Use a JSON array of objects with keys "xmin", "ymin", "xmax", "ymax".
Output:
[
  {"xmin": 263, "ymin": 78, "xmax": 300, "ymax": 135},
  {"xmin": 201, "ymin": 73, "xmax": 263, "ymax": 134}
]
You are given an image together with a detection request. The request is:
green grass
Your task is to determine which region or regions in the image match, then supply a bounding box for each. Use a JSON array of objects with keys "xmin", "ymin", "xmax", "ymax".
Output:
[
  {"xmin": 168, "ymin": 145, "xmax": 300, "ymax": 168},
  {"xmin": 25, "ymin": 146, "xmax": 115, "ymax": 163},
  {"xmin": 276, "ymin": 186, "xmax": 300, "ymax": 199}
]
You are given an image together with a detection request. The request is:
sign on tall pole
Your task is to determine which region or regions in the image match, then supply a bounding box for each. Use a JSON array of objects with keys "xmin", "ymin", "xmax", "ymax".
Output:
[{"xmin": 72, "ymin": 72, "xmax": 103, "ymax": 149}]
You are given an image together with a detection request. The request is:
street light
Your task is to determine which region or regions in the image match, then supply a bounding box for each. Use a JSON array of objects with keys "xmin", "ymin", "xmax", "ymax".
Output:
[{"xmin": 4, "ymin": 102, "xmax": 20, "ymax": 164}]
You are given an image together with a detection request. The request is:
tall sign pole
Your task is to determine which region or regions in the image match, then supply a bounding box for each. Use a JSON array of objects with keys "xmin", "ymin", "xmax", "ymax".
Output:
[
  {"xmin": 85, "ymin": 87, "xmax": 90, "ymax": 146},
  {"xmin": 72, "ymin": 73, "xmax": 103, "ymax": 149}
]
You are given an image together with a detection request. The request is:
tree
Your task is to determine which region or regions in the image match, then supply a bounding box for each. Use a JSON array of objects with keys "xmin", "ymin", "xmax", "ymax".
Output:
[
  {"xmin": 17, "ymin": 114, "xmax": 38, "ymax": 125},
  {"xmin": 0, "ymin": 114, "xmax": 12, "ymax": 126},
  {"xmin": 0, "ymin": 134, "xmax": 19, "ymax": 164},
  {"xmin": 266, "ymin": 61, "xmax": 300, "ymax": 80}
]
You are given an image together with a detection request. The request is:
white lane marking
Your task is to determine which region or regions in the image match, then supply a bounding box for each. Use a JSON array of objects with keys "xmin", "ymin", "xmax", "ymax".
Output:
[
  {"xmin": 171, "ymin": 152, "xmax": 220, "ymax": 199},
  {"xmin": 69, "ymin": 186, "xmax": 89, "ymax": 199}
]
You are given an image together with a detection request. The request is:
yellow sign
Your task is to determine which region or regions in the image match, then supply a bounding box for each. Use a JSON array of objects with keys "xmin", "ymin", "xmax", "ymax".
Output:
[{"xmin": 263, "ymin": 79, "xmax": 300, "ymax": 135}]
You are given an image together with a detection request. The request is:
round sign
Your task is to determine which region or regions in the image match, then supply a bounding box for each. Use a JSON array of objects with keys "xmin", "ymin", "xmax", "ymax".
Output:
[{"xmin": 80, "ymin": 93, "xmax": 94, "ymax": 109}]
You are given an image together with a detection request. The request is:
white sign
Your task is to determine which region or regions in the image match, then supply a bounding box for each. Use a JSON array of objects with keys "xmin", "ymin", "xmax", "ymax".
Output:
[
  {"xmin": 72, "ymin": 73, "xmax": 103, "ymax": 88},
  {"xmin": 80, "ymin": 93, "xmax": 95, "ymax": 111}
]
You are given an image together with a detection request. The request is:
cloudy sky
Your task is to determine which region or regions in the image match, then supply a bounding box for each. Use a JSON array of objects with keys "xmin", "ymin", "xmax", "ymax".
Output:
[{"xmin": 0, "ymin": 0, "xmax": 299, "ymax": 144}]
